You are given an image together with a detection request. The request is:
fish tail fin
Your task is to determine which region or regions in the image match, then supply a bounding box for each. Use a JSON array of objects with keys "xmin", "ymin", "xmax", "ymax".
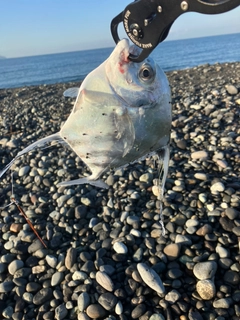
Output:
[
  {"xmin": 57, "ymin": 177, "xmax": 109, "ymax": 189},
  {"xmin": 0, "ymin": 132, "xmax": 61, "ymax": 179}
]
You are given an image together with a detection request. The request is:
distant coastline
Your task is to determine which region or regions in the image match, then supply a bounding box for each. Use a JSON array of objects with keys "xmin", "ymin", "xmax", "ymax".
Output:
[{"xmin": 0, "ymin": 55, "xmax": 6, "ymax": 59}]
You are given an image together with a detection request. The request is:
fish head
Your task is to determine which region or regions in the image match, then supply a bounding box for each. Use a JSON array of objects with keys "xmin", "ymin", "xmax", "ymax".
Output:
[{"xmin": 105, "ymin": 39, "xmax": 170, "ymax": 109}]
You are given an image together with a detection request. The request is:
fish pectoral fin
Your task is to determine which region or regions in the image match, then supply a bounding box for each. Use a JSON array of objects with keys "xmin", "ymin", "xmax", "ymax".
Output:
[
  {"xmin": 57, "ymin": 177, "xmax": 109, "ymax": 189},
  {"xmin": 63, "ymin": 87, "xmax": 80, "ymax": 98},
  {"xmin": 0, "ymin": 133, "xmax": 62, "ymax": 179}
]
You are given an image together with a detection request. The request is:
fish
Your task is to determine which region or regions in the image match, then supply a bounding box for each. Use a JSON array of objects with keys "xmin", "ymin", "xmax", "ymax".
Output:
[{"xmin": 0, "ymin": 39, "xmax": 172, "ymax": 190}]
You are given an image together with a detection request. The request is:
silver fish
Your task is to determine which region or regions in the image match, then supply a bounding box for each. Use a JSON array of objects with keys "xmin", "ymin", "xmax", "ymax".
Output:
[{"xmin": 0, "ymin": 39, "xmax": 172, "ymax": 189}]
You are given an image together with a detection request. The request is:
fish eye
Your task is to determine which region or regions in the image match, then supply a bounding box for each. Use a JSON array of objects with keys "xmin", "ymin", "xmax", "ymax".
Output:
[{"xmin": 138, "ymin": 64, "xmax": 155, "ymax": 83}]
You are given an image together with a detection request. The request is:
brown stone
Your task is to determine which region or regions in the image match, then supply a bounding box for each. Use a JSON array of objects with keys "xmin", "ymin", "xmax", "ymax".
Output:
[{"xmin": 10, "ymin": 223, "xmax": 23, "ymax": 233}]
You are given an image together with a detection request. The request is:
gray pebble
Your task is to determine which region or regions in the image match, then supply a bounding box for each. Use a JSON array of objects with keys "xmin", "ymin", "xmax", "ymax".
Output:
[
  {"xmin": 225, "ymin": 208, "xmax": 240, "ymax": 220},
  {"xmin": 0, "ymin": 281, "xmax": 14, "ymax": 293},
  {"xmin": 96, "ymin": 271, "xmax": 114, "ymax": 292},
  {"xmin": 2, "ymin": 306, "xmax": 14, "ymax": 319},
  {"xmin": 19, "ymin": 165, "xmax": 30, "ymax": 176},
  {"xmin": 165, "ymin": 289, "xmax": 181, "ymax": 304},
  {"xmin": 28, "ymin": 240, "xmax": 43, "ymax": 254},
  {"xmin": 224, "ymin": 270, "xmax": 240, "ymax": 285},
  {"xmin": 65, "ymin": 247, "xmax": 77, "ymax": 270},
  {"xmin": 22, "ymin": 292, "xmax": 33, "ymax": 303},
  {"xmin": 8, "ymin": 259, "xmax": 24, "ymax": 275},
  {"xmin": 213, "ymin": 298, "xmax": 232, "ymax": 308},
  {"xmin": 131, "ymin": 304, "xmax": 146, "ymax": 319},
  {"xmin": 216, "ymin": 246, "xmax": 229, "ymax": 258},
  {"xmin": 193, "ymin": 261, "xmax": 217, "ymax": 280},
  {"xmin": 99, "ymin": 265, "xmax": 115, "ymax": 276},
  {"xmin": 33, "ymin": 288, "xmax": 53, "ymax": 305},
  {"xmin": 175, "ymin": 234, "xmax": 192, "ymax": 245},
  {"xmin": 55, "ymin": 303, "xmax": 68, "ymax": 320},
  {"xmin": 51, "ymin": 272, "xmax": 64, "ymax": 286},
  {"xmin": 72, "ymin": 271, "xmax": 88, "ymax": 281},
  {"xmin": 78, "ymin": 292, "xmax": 90, "ymax": 312},
  {"xmin": 210, "ymin": 181, "xmax": 225, "ymax": 194},
  {"xmin": 46, "ymin": 254, "xmax": 58, "ymax": 268},
  {"xmin": 137, "ymin": 263, "xmax": 165, "ymax": 294},
  {"xmin": 98, "ymin": 292, "xmax": 118, "ymax": 310},
  {"xmin": 133, "ymin": 247, "xmax": 143, "ymax": 262},
  {"xmin": 113, "ymin": 242, "xmax": 128, "ymax": 254},
  {"xmin": 86, "ymin": 304, "xmax": 106, "ymax": 318}
]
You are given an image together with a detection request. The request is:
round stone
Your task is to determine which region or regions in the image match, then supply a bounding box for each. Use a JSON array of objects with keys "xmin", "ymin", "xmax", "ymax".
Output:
[
  {"xmin": 193, "ymin": 261, "xmax": 217, "ymax": 280},
  {"xmin": 86, "ymin": 304, "xmax": 106, "ymax": 319},
  {"xmin": 8, "ymin": 260, "xmax": 24, "ymax": 275},
  {"xmin": 226, "ymin": 84, "xmax": 238, "ymax": 95},
  {"xmin": 196, "ymin": 280, "xmax": 216, "ymax": 300}
]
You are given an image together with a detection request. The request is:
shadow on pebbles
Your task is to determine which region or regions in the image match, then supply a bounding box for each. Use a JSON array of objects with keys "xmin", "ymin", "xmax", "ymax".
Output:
[{"xmin": 0, "ymin": 62, "xmax": 240, "ymax": 320}]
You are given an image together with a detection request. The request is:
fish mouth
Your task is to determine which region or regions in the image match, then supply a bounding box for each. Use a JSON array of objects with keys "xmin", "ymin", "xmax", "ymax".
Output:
[{"xmin": 128, "ymin": 42, "xmax": 141, "ymax": 58}]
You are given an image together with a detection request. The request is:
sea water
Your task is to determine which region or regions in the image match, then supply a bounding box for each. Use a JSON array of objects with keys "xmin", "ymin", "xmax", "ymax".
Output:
[{"xmin": 0, "ymin": 33, "xmax": 239, "ymax": 89}]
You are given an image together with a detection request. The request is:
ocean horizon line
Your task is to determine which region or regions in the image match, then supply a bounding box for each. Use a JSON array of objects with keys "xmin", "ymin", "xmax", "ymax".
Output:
[{"xmin": 3, "ymin": 32, "xmax": 240, "ymax": 60}]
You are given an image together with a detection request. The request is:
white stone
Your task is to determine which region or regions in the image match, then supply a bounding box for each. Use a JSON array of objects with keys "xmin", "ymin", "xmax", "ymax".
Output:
[
  {"xmin": 115, "ymin": 301, "xmax": 123, "ymax": 315},
  {"xmin": 210, "ymin": 182, "xmax": 225, "ymax": 194},
  {"xmin": 113, "ymin": 242, "xmax": 128, "ymax": 254}
]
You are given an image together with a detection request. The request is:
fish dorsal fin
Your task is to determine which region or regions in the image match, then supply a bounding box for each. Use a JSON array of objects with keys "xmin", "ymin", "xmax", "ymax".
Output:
[{"xmin": 63, "ymin": 87, "xmax": 79, "ymax": 98}]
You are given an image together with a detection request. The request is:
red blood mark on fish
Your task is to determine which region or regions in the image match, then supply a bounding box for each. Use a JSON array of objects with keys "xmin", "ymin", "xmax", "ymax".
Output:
[
  {"xmin": 118, "ymin": 61, "xmax": 125, "ymax": 74},
  {"xmin": 118, "ymin": 51, "xmax": 130, "ymax": 74}
]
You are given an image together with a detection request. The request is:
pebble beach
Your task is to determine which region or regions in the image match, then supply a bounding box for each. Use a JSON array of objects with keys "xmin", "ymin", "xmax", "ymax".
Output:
[{"xmin": 0, "ymin": 61, "xmax": 240, "ymax": 320}]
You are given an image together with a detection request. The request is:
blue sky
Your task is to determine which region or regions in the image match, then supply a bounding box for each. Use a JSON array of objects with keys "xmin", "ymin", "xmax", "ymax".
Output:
[{"xmin": 1, "ymin": 0, "xmax": 240, "ymax": 58}]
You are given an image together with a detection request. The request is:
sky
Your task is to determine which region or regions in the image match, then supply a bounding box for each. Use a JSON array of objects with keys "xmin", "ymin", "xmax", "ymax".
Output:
[{"xmin": 1, "ymin": 0, "xmax": 240, "ymax": 58}]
